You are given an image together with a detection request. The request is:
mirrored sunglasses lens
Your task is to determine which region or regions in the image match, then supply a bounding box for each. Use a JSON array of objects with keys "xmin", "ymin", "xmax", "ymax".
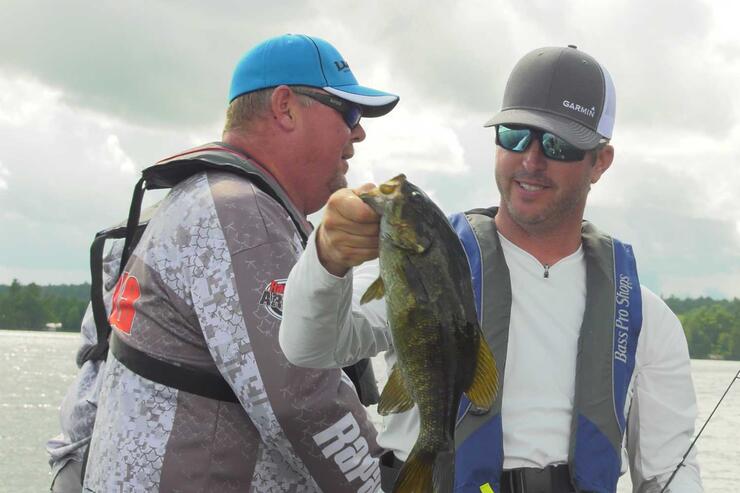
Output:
[
  {"xmin": 541, "ymin": 133, "xmax": 585, "ymax": 161},
  {"xmin": 498, "ymin": 126, "xmax": 532, "ymax": 152}
]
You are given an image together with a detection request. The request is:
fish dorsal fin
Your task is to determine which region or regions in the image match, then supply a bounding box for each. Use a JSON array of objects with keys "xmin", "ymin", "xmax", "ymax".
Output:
[
  {"xmin": 377, "ymin": 364, "xmax": 415, "ymax": 415},
  {"xmin": 360, "ymin": 276, "xmax": 385, "ymax": 305},
  {"xmin": 464, "ymin": 332, "xmax": 499, "ymax": 412}
]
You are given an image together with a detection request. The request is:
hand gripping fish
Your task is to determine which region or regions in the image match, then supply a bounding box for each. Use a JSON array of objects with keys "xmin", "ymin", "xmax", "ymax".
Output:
[{"xmin": 360, "ymin": 174, "xmax": 499, "ymax": 493}]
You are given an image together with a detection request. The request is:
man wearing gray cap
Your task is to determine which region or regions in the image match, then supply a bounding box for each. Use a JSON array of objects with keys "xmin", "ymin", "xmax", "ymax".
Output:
[
  {"xmin": 50, "ymin": 33, "xmax": 398, "ymax": 492},
  {"xmin": 279, "ymin": 46, "xmax": 703, "ymax": 492}
]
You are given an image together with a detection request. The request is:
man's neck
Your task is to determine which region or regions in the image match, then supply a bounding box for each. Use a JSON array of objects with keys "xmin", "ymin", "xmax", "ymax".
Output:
[
  {"xmin": 494, "ymin": 208, "xmax": 583, "ymax": 267},
  {"xmin": 223, "ymin": 132, "xmax": 307, "ymax": 216}
]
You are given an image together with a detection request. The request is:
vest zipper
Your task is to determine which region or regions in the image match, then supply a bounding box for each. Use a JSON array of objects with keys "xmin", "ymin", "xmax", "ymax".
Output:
[{"xmin": 543, "ymin": 264, "xmax": 550, "ymax": 278}]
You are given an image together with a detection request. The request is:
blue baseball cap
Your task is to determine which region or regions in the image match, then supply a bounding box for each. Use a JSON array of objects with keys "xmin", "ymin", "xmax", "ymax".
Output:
[{"xmin": 229, "ymin": 34, "xmax": 399, "ymax": 118}]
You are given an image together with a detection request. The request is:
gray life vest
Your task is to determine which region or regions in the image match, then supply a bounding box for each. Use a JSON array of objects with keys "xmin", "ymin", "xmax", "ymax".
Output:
[
  {"xmin": 80, "ymin": 142, "xmax": 378, "ymax": 405},
  {"xmin": 449, "ymin": 208, "xmax": 642, "ymax": 493}
]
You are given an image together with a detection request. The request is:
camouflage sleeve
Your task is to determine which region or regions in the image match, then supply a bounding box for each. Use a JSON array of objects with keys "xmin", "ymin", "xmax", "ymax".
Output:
[
  {"xmin": 46, "ymin": 303, "xmax": 104, "ymax": 475},
  {"xmin": 47, "ymin": 239, "xmax": 123, "ymax": 478},
  {"xmin": 195, "ymin": 174, "xmax": 384, "ymax": 492}
]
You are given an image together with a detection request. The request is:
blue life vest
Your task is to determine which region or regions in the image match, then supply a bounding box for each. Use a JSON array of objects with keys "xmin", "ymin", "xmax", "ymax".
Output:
[{"xmin": 448, "ymin": 209, "xmax": 642, "ymax": 493}]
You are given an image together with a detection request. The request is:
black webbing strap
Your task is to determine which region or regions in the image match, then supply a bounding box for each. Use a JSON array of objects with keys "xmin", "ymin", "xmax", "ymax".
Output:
[
  {"xmin": 119, "ymin": 177, "xmax": 146, "ymax": 278},
  {"xmin": 379, "ymin": 452, "xmax": 404, "ymax": 492},
  {"xmin": 342, "ymin": 358, "xmax": 379, "ymax": 406},
  {"xmin": 76, "ymin": 233, "xmax": 113, "ymax": 367},
  {"xmin": 500, "ymin": 465, "xmax": 576, "ymax": 493},
  {"xmin": 109, "ymin": 332, "xmax": 239, "ymax": 403}
]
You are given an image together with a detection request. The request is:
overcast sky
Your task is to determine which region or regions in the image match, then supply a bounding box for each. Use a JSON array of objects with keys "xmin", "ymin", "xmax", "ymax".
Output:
[{"xmin": 1, "ymin": 0, "xmax": 739, "ymax": 298}]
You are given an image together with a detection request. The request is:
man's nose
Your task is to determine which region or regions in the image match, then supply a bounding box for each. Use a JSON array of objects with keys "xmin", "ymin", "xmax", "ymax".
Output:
[
  {"xmin": 522, "ymin": 138, "xmax": 547, "ymax": 171},
  {"xmin": 351, "ymin": 122, "xmax": 366, "ymax": 143}
]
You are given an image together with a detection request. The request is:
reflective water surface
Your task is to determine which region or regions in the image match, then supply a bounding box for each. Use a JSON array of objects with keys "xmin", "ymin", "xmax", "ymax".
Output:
[{"xmin": 0, "ymin": 330, "xmax": 737, "ymax": 492}]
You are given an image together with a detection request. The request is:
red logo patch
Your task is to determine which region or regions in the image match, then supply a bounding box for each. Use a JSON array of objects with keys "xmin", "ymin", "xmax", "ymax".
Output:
[
  {"xmin": 109, "ymin": 272, "xmax": 141, "ymax": 334},
  {"xmin": 259, "ymin": 279, "xmax": 286, "ymax": 319}
]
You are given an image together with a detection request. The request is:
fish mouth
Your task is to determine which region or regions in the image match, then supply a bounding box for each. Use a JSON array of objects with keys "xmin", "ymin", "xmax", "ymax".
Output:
[
  {"xmin": 359, "ymin": 190, "xmax": 385, "ymax": 216},
  {"xmin": 359, "ymin": 174, "xmax": 408, "ymax": 215}
]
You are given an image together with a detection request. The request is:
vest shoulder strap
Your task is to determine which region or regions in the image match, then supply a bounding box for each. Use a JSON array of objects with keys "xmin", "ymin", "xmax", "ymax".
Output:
[
  {"xmin": 465, "ymin": 206, "xmax": 497, "ymax": 218},
  {"xmin": 79, "ymin": 143, "xmax": 320, "ymax": 404}
]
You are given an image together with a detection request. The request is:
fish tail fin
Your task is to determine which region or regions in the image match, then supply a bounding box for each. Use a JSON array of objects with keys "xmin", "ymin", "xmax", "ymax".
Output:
[
  {"xmin": 393, "ymin": 449, "xmax": 433, "ymax": 492},
  {"xmin": 394, "ymin": 447, "xmax": 455, "ymax": 493},
  {"xmin": 433, "ymin": 449, "xmax": 455, "ymax": 493}
]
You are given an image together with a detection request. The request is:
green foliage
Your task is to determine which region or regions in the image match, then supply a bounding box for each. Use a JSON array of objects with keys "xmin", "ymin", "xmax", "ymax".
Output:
[
  {"xmin": 1, "ymin": 281, "xmax": 738, "ymax": 360},
  {"xmin": 664, "ymin": 296, "xmax": 723, "ymax": 315},
  {"xmin": 670, "ymin": 297, "xmax": 740, "ymax": 361},
  {"xmin": 0, "ymin": 279, "xmax": 89, "ymax": 331}
]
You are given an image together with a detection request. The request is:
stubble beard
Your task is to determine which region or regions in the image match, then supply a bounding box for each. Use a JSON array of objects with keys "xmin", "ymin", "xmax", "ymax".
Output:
[
  {"xmin": 496, "ymin": 169, "xmax": 591, "ymax": 234},
  {"xmin": 329, "ymin": 172, "xmax": 348, "ymax": 193}
]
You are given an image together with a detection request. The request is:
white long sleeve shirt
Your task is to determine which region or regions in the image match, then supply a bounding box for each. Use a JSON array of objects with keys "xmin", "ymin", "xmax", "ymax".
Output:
[{"xmin": 280, "ymin": 229, "xmax": 703, "ymax": 492}]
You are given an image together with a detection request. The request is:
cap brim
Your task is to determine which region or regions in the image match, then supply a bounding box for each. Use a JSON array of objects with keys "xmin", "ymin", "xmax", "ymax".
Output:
[
  {"xmin": 484, "ymin": 109, "xmax": 603, "ymax": 150},
  {"xmin": 324, "ymin": 86, "xmax": 399, "ymax": 118}
]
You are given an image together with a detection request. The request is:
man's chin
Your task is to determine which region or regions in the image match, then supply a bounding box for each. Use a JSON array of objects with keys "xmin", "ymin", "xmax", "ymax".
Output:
[
  {"xmin": 330, "ymin": 176, "xmax": 348, "ymax": 193},
  {"xmin": 506, "ymin": 202, "xmax": 549, "ymax": 227}
]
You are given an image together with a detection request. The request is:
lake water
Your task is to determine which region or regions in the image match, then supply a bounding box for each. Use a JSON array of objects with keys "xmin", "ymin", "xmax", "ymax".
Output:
[{"xmin": 0, "ymin": 329, "xmax": 737, "ymax": 492}]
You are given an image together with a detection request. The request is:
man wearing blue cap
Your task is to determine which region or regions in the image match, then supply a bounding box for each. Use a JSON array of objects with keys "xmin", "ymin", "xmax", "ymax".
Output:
[
  {"xmin": 280, "ymin": 46, "xmax": 703, "ymax": 492},
  {"xmin": 50, "ymin": 34, "xmax": 397, "ymax": 492}
]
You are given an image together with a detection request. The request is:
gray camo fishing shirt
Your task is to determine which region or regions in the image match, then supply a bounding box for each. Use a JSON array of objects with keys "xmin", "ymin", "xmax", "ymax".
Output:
[{"xmin": 82, "ymin": 170, "xmax": 382, "ymax": 492}]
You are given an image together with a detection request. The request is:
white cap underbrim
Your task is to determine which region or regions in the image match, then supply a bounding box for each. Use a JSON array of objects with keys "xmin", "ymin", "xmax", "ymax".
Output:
[{"xmin": 324, "ymin": 86, "xmax": 399, "ymax": 118}]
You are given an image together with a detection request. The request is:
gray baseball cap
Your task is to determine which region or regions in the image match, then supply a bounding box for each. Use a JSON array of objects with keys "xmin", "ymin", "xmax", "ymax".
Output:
[{"xmin": 485, "ymin": 45, "xmax": 615, "ymax": 150}]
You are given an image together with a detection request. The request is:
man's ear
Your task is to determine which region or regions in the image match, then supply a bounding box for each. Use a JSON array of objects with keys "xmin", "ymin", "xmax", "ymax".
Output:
[
  {"xmin": 270, "ymin": 85, "xmax": 298, "ymax": 130},
  {"xmin": 590, "ymin": 144, "xmax": 614, "ymax": 184}
]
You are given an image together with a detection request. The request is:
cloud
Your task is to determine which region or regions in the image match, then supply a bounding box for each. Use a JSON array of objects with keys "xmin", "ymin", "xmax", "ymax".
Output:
[
  {"xmin": 592, "ymin": 124, "xmax": 740, "ymax": 221},
  {"xmin": 3, "ymin": 1, "xmax": 738, "ymax": 141},
  {"xmin": 582, "ymin": 118, "xmax": 740, "ymax": 298},
  {"xmin": 97, "ymin": 135, "xmax": 138, "ymax": 175},
  {"xmin": 0, "ymin": 1, "xmax": 324, "ymax": 127},
  {"xmin": 0, "ymin": 161, "xmax": 9, "ymax": 190},
  {"xmin": 297, "ymin": 0, "xmax": 740, "ymax": 140},
  {"xmin": 587, "ymin": 203, "xmax": 740, "ymax": 298},
  {"xmin": 354, "ymin": 106, "xmax": 468, "ymax": 183},
  {"xmin": 0, "ymin": 71, "xmax": 198, "ymax": 283},
  {"xmin": 0, "ymin": 1, "xmax": 738, "ymax": 299},
  {"xmin": 0, "ymin": 75, "xmax": 61, "ymax": 127}
]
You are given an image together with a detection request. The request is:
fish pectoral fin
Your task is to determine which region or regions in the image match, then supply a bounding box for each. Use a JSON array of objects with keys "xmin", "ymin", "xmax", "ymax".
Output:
[
  {"xmin": 396, "ymin": 225, "xmax": 430, "ymax": 254},
  {"xmin": 377, "ymin": 365, "xmax": 415, "ymax": 415},
  {"xmin": 360, "ymin": 276, "xmax": 385, "ymax": 305},
  {"xmin": 464, "ymin": 334, "xmax": 499, "ymax": 412}
]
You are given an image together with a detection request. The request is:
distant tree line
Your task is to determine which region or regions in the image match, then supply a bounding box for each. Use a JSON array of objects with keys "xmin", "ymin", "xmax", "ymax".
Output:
[
  {"xmin": 664, "ymin": 296, "xmax": 740, "ymax": 360},
  {"xmin": 0, "ymin": 280, "xmax": 89, "ymax": 332},
  {"xmin": 1, "ymin": 281, "xmax": 739, "ymax": 359}
]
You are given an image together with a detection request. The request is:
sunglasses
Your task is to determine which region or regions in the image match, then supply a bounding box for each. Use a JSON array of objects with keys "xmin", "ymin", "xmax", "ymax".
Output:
[
  {"xmin": 496, "ymin": 124, "xmax": 595, "ymax": 162},
  {"xmin": 292, "ymin": 88, "xmax": 363, "ymax": 129}
]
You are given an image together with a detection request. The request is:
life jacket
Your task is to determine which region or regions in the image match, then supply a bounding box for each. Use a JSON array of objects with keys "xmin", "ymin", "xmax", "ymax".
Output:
[
  {"xmin": 78, "ymin": 142, "xmax": 378, "ymax": 405},
  {"xmin": 449, "ymin": 208, "xmax": 642, "ymax": 493}
]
